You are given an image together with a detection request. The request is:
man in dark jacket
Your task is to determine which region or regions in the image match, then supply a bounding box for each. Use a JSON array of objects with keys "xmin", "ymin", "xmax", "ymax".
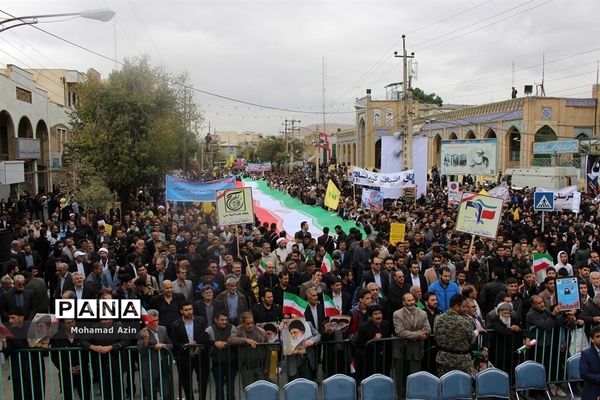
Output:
[
  {"xmin": 353, "ymin": 304, "xmax": 392, "ymax": 380},
  {"xmin": 580, "ymin": 324, "xmax": 600, "ymax": 400},
  {"xmin": 172, "ymin": 300, "xmax": 211, "ymax": 400}
]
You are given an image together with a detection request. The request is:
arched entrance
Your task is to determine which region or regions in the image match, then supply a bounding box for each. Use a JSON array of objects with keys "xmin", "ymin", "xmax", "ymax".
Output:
[
  {"xmin": 36, "ymin": 120, "xmax": 49, "ymax": 193},
  {"xmin": 18, "ymin": 117, "xmax": 33, "ymax": 138},
  {"xmin": 465, "ymin": 130, "xmax": 476, "ymax": 139},
  {"xmin": 0, "ymin": 110, "xmax": 14, "ymax": 160},
  {"xmin": 484, "ymin": 128, "xmax": 497, "ymax": 139},
  {"xmin": 17, "ymin": 117, "xmax": 35, "ymax": 194},
  {"xmin": 449, "ymin": 132, "xmax": 458, "ymax": 140},
  {"xmin": 358, "ymin": 118, "xmax": 365, "ymax": 166},
  {"xmin": 533, "ymin": 125, "xmax": 557, "ymax": 165},
  {"xmin": 433, "ymin": 134, "xmax": 442, "ymax": 168},
  {"xmin": 573, "ymin": 132, "xmax": 588, "ymax": 168},
  {"xmin": 506, "ymin": 127, "xmax": 521, "ymax": 166},
  {"xmin": 375, "ymin": 139, "xmax": 381, "ymax": 170}
]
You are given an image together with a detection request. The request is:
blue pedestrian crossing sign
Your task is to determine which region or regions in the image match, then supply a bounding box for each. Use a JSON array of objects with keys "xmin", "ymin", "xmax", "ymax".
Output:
[{"xmin": 534, "ymin": 192, "xmax": 554, "ymax": 211}]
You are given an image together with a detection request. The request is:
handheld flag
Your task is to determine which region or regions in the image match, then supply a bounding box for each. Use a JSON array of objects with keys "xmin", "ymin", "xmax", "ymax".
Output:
[
  {"xmin": 323, "ymin": 293, "xmax": 341, "ymax": 316},
  {"xmin": 141, "ymin": 306, "xmax": 156, "ymax": 329},
  {"xmin": 283, "ymin": 292, "xmax": 309, "ymax": 317},
  {"xmin": 532, "ymin": 253, "xmax": 554, "ymax": 284},
  {"xmin": 257, "ymin": 261, "xmax": 267, "ymax": 275},
  {"xmin": 321, "ymin": 253, "xmax": 334, "ymax": 273},
  {"xmin": 324, "ymin": 180, "xmax": 341, "ymax": 210}
]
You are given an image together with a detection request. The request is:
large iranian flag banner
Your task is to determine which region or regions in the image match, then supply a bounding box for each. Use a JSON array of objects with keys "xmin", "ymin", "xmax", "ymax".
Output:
[{"xmin": 239, "ymin": 180, "xmax": 363, "ymax": 241}]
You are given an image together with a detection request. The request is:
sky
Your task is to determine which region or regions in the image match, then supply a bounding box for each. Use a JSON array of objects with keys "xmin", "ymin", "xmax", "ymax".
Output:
[{"xmin": 0, "ymin": 0, "xmax": 598, "ymax": 135}]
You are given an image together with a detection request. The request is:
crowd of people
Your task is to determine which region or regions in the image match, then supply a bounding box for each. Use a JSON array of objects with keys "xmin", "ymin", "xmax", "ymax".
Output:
[{"xmin": 0, "ymin": 162, "xmax": 599, "ymax": 399}]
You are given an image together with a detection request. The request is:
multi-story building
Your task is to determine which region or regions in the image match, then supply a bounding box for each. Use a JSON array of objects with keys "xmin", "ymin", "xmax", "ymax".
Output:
[
  {"xmin": 422, "ymin": 85, "xmax": 600, "ymax": 173},
  {"xmin": 0, "ymin": 64, "xmax": 99, "ymax": 199},
  {"xmin": 335, "ymin": 84, "xmax": 600, "ymax": 176}
]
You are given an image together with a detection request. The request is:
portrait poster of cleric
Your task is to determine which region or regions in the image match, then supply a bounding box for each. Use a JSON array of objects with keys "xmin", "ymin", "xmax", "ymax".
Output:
[{"xmin": 281, "ymin": 318, "xmax": 314, "ymax": 356}]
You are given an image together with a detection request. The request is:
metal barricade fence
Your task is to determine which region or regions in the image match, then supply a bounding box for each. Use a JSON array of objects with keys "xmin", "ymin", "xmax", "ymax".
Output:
[
  {"xmin": 486, "ymin": 329, "xmax": 524, "ymax": 384},
  {"xmin": 526, "ymin": 325, "xmax": 590, "ymax": 384},
  {"xmin": 2, "ymin": 327, "xmax": 591, "ymax": 398},
  {"xmin": 2, "ymin": 346, "xmax": 175, "ymax": 400},
  {"xmin": 321, "ymin": 339, "xmax": 354, "ymax": 379}
]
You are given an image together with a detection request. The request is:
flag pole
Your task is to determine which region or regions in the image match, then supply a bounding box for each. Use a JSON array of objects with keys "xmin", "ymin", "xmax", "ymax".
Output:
[
  {"xmin": 541, "ymin": 211, "xmax": 545, "ymax": 233},
  {"xmin": 465, "ymin": 234, "xmax": 475, "ymax": 273}
]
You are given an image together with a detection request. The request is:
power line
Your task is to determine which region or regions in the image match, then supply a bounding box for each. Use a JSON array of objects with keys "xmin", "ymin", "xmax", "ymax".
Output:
[
  {"xmin": 327, "ymin": 0, "xmax": 495, "ymax": 107},
  {"xmin": 412, "ymin": 0, "xmax": 547, "ymax": 50},
  {"xmin": 0, "ymin": 9, "xmax": 355, "ymax": 115}
]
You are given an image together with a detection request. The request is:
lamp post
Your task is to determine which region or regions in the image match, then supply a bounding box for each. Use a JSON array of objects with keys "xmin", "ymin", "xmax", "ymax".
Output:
[
  {"xmin": 0, "ymin": 9, "xmax": 115, "ymax": 33},
  {"xmin": 0, "ymin": 8, "xmax": 115, "ymax": 194}
]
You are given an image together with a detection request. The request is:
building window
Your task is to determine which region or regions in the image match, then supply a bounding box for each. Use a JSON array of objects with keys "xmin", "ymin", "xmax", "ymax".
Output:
[
  {"xmin": 16, "ymin": 87, "xmax": 32, "ymax": 103},
  {"xmin": 510, "ymin": 130, "xmax": 521, "ymax": 162}
]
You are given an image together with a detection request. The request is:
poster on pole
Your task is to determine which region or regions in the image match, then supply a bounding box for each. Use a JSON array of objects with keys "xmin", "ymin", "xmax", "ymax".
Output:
[
  {"xmin": 216, "ymin": 187, "xmax": 254, "ymax": 226},
  {"xmin": 455, "ymin": 192, "xmax": 504, "ymax": 239},
  {"xmin": 440, "ymin": 139, "xmax": 497, "ymax": 176},
  {"xmin": 556, "ymin": 277, "xmax": 580, "ymax": 311},
  {"xmin": 447, "ymin": 181, "xmax": 461, "ymax": 205},
  {"xmin": 389, "ymin": 223, "xmax": 406, "ymax": 245}
]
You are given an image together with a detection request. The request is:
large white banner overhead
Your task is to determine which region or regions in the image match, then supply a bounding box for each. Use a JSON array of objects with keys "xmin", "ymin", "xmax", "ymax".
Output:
[
  {"xmin": 413, "ymin": 135, "xmax": 428, "ymax": 198},
  {"xmin": 536, "ymin": 186, "xmax": 581, "ymax": 213},
  {"xmin": 351, "ymin": 166, "xmax": 415, "ymax": 188},
  {"xmin": 380, "ymin": 136, "xmax": 402, "ymax": 199},
  {"xmin": 441, "ymin": 139, "xmax": 498, "ymax": 176}
]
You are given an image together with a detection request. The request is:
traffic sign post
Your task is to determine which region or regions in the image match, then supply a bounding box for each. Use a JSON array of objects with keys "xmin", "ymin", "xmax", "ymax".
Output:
[{"xmin": 534, "ymin": 192, "xmax": 554, "ymax": 233}]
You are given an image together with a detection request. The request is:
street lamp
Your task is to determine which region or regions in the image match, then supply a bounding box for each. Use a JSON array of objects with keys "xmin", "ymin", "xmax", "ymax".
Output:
[{"xmin": 0, "ymin": 9, "xmax": 115, "ymax": 33}]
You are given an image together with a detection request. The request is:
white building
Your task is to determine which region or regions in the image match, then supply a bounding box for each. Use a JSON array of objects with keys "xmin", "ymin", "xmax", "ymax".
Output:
[{"xmin": 0, "ymin": 65, "xmax": 98, "ymax": 199}]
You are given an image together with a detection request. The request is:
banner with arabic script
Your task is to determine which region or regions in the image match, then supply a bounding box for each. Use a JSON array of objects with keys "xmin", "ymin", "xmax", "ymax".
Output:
[
  {"xmin": 246, "ymin": 162, "xmax": 272, "ymax": 172},
  {"xmin": 165, "ymin": 176, "xmax": 236, "ymax": 202},
  {"xmin": 535, "ymin": 186, "xmax": 580, "ymax": 212},
  {"xmin": 351, "ymin": 167, "xmax": 415, "ymax": 188}
]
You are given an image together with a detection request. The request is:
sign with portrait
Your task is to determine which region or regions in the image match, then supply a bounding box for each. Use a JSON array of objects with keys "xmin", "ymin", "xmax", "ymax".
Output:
[
  {"xmin": 281, "ymin": 318, "xmax": 315, "ymax": 356},
  {"xmin": 440, "ymin": 139, "xmax": 497, "ymax": 176},
  {"xmin": 556, "ymin": 277, "xmax": 580, "ymax": 311}
]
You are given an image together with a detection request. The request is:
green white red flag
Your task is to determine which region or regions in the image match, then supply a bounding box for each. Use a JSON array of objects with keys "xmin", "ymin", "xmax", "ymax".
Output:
[
  {"xmin": 283, "ymin": 292, "xmax": 308, "ymax": 317},
  {"xmin": 257, "ymin": 261, "xmax": 266, "ymax": 275},
  {"xmin": 321, "ymin": 253, "xmax": 334, "ymax": 273},
  {"xmin": 532, "ymin": 252, "xmax": 553, "ymax": 283},
  {"xmin": 323, "ymin": 293, "xmax": 341, "ymax": 316}
]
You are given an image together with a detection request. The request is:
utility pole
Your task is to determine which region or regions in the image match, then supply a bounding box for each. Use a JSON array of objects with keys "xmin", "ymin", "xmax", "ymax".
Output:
[
  {"xmin": 289, "ymin": 119, "xmax": 300, "ymax": 173},
  {"xmin": 315, "ymin": 125, "xmax": 320, "ymax": 181},
  {"xmin": 394, "ymin": 35, "xmax": 414, "ymax": 170},
  {"xmin": 319, "ymin": 56, "xmax": 327, "ymax": 181},
  {"xmin": 282, "ymin": 118, "xmax": 290, "ymax": 171},
  {"xmin": 182, "ymin": 86, "xmax": 188, "ymax": 174}
]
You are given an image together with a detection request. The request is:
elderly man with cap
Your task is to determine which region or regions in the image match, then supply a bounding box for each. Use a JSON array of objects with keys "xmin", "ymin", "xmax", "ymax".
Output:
[
  {"xmin": 71, "ymin": 250, "xmax": 91, "ymax": 276},
  {"xmin": 489, "ymin": 301, "xmax": 522, "ymax": 372}
]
